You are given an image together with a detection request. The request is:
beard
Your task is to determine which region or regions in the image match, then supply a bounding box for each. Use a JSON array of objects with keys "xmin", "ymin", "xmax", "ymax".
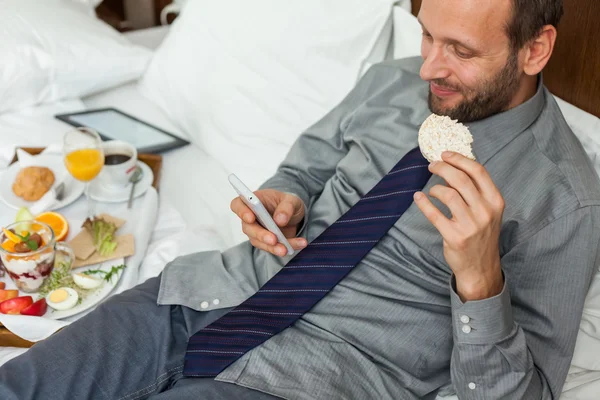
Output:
[{"xmin": 428, "ymin": 52, "xmax": 521, "ymax": 123}]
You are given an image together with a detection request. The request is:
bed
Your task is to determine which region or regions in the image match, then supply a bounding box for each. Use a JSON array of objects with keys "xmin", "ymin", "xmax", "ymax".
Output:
[{"xmin": 0, "ymin": 0, "xmax": 599, "ymax": 398}]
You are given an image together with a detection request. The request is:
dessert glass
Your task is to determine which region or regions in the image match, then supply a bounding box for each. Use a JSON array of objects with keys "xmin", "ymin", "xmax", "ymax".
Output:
[{"xmin": 0, "ymin": 221, "xmax": 74, "ymax": 293}]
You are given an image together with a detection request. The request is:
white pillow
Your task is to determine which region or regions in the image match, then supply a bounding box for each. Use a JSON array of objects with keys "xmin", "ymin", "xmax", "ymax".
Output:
[
  {"xmin": 68, "ymin": 0, "xmax": 102, "ymax": 15},
  {"xmin": 139, "ymin": 0, "xmax": 396, "ymax": 189},
  {"xmin": 393, "ymin": 6, "xmax": 423, "ymax": 60},
  {"xmin": 0, "ymin": 0, "xmax": 152, "ymax": 113},
  {"xmin": 69, "ymin": 0, "xmax": 102, "ymax": 7},
  {"xmin": 556, "ymin": 97, "xmax": 600, "ymax": 175}
]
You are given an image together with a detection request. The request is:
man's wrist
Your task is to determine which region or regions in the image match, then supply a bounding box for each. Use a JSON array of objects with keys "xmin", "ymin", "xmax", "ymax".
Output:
[
  {"xmin": 455, "ymin": 266, "xmax": 504, "ymax": 302},
  {"xmin": 449, "ymin": 273, "xmax": 514, "ymax": 345}
]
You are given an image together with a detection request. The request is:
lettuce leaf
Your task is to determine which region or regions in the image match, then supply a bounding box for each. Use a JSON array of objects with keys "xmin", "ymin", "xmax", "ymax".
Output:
[{"xmin": 83, "ymin": 217, "xmax": 118, "ymax": 257}]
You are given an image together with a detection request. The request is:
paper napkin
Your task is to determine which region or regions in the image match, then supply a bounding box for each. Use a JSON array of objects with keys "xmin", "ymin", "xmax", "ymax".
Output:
[{"xmin": 69, "ymin": 214, "xmax": 135, "ymax": 268}]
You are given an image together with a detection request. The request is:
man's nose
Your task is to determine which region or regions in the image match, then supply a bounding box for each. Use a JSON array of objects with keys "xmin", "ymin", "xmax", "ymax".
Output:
[{"xmin": 420, "ymin": 45, "xmax": 451, "ymax": 82}]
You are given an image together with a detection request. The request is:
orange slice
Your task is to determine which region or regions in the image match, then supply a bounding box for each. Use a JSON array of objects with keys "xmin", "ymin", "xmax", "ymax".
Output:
[
  {"xmin": 2, "ymin": 228, "xmax": 22, "ymax": 243},
  {"xmin": 1, "ymin": 240, "xmax": 16, "ymax": 252},
  {"xmin": 35, "ymin": 212, "xmax": 69, "ymax": 242}
]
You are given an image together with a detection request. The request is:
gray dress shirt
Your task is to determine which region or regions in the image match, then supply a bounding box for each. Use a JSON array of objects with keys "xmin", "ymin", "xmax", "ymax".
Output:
[{"xmin": 157, "ymin": 57, "xmax": 600, "ymax": 399}]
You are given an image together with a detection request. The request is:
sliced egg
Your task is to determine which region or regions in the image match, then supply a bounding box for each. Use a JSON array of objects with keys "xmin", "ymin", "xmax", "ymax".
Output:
[
  {"xmin": 72, "ymin": 272, "xmax": 103, "ymax": 289},
  {"xmin": 46, "ymin": 288, "xmax": 78, "ymax": 311}
]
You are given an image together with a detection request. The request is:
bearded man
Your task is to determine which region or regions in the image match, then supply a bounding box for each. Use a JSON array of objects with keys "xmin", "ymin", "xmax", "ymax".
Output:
[{"xmin": 2, "ymin": 0, "xmax": 598, "ymax": 399}]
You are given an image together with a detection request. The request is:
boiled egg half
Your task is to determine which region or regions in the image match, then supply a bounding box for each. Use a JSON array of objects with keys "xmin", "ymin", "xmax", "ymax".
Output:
[
  {"xmin": 46, "ymin": 288, "xmax": 78, "ymax": 311},
  {"xmin": 72, "ymin": 272, "xmax": 103, "ymax": 289}
]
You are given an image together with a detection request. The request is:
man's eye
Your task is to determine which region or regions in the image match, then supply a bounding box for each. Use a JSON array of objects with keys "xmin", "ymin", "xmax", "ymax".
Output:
[
  {"xmin": 422, "ymin": 32, "xmax": 432, "ymax": 39},
  {"xmin": 454, "ymin": 47, "xmax": 472, "ymax": 59}
]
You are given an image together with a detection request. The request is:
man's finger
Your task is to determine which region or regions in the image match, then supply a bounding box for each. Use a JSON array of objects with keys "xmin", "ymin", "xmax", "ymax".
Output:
[
  {"xmin": 428, "ymin": 161, "xmax": 480, "ymax": 206},
  {"xmin": 413, "ymin": 191, "xmax": 454, "ymax": 237},
  {"xmin": 249, "ymin": 239, "xmax": 288, "ymax": 257},
  {"xmin": 242, "ymin": 222, "xmax": 277, "ymax": 245},
  {"xmin": 288, "ymin": 238, "xmax": 308, "ymax": 250},
  {"xmin": 441, "ymin": 152, "xmax": 498, "ymax": 198},
  {"xmin": 245, "ymin": 221, "xmax": 306, "ymax": 253},
  {"xmin": 273, "ymin": 200, "xmax": 294, "ymax": 227},
  {"xmin": 428, "ymin": 185, "xmax": 471, "ymax": 222},
  {"xmin": 230, "ymin": 196, "xmax": 255, "ymax": 223}
]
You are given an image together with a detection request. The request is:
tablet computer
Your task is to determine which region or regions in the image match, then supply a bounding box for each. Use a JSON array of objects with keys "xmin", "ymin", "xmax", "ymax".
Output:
[{"xmin": 55, "ymin": 108, "xmax": 189, "ymax": 154}]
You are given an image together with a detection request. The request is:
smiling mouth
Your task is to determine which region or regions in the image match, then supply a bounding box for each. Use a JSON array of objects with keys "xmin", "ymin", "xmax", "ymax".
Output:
[{"xmin": 430, "ymin": 82, "xmax": 460, "ymax": 97}]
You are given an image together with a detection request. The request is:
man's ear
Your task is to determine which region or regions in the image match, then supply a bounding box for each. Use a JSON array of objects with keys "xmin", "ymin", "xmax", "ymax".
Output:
[{"xmin": 522, "ymin": 25, "xmax": 558, "ymax": 76}]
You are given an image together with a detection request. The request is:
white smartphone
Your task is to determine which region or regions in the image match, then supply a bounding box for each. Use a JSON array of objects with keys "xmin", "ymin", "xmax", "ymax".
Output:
[{"xmin": 228, "ymin": 174, "xmax": 295, "ymax": 256}]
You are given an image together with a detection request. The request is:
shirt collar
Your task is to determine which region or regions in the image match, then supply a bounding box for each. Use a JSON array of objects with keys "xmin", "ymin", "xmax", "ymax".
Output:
[{"xmin": 465, "ymin": 76, "xmax": 546, "ymax": 165}]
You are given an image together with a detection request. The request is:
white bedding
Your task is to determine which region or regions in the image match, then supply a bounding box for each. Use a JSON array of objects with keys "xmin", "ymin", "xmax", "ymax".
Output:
[{"xmin": 0, "ymin": 24, "xmax": 598, "ymax": 399}]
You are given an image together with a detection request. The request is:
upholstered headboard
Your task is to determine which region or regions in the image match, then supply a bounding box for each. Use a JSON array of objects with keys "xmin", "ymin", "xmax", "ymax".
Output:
[{"xmin": 410, "ymin": 0, "xmax": 600, "ymax": 118}]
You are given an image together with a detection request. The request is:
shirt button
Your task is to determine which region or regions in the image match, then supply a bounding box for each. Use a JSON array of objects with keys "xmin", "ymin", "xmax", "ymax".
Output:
[
  {"xmin": 462, "ymin": 325, "xmax": 472, "ymax": 334},
  {"xmin": 460, "ymin": 315, "xmax": 470, "ymax": 324},
  {"xmin": 213, "ymin": 299, "xmax": 220, "ymax": 305},
  {"xmin": 200, "ymin": 301, "xmax": 209, "ymax": 309},
  {"xmin": 468, "ymin": 382, "xmax": 476, "ymax": 390}
]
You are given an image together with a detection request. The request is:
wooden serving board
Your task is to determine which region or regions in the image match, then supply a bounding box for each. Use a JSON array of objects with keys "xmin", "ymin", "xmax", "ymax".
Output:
[{"xmin": 0, "ymin": 147, "xmax": 163, "ymax": 347}]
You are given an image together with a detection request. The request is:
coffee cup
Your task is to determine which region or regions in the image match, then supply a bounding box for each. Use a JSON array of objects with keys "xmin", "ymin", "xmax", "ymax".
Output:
[{"xmin": 98, "ymin": 140, "xmax": 138, "ymax": 189}]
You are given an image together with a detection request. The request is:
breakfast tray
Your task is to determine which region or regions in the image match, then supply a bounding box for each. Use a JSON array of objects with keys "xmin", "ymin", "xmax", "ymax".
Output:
[{"xmin": 0, "ymin": 147, "xmax": 163, "ymax": 347}]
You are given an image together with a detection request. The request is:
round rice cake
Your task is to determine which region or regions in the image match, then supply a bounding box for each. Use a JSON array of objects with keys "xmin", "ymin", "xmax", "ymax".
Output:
[
  {"xmin": 12, "ymin": 166, "xmax": 55, "ymax": 202},
  {"xmin": 418, "ymin": 114, "xmax": 475, "ymax": 162}
]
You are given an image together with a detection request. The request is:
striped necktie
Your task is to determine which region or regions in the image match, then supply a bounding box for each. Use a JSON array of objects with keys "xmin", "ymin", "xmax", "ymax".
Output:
[{"xmin": 183, "ymin": 147, "xmax": 431, "ymax": 377}]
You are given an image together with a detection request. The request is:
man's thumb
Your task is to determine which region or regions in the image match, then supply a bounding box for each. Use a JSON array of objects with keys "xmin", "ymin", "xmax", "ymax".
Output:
[{"xmin": 273, "ymin": 200, "xmax": 295, "ymax": 227}]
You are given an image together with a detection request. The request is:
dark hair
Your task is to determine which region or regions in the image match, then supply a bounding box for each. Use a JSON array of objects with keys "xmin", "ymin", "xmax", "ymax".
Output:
[{"xmin": 506, "ymin": 0, "xmax": 564, "ymax": 50}]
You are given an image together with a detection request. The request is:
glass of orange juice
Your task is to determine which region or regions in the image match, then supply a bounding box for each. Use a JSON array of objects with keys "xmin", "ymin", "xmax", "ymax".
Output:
[{"xmin": 63, "ymin": 127, "xmax": 105, "ymax": 217}]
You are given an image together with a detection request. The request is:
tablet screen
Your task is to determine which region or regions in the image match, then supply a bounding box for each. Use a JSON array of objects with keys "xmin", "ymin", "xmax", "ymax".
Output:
[{"xmin": 67, "ymin": 110, "xmax": 178, "ymax": 150}]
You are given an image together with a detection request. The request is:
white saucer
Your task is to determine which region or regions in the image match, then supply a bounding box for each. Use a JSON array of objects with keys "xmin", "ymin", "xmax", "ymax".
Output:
[
  {"xmin": 0, "ymin": 155, "xmax": 85, "ymax": 211},
  {"xmin": 88, "ymin": 161, "xmax": 154, "ymax": 203}
]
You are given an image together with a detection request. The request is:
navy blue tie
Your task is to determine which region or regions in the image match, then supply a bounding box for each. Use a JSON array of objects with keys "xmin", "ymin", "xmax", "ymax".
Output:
[{"xmin": 184, "ymin": 147, "xmax": 431, "ymax": 377}]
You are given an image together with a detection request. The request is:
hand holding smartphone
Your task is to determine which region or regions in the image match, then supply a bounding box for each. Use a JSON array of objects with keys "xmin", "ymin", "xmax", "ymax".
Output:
[{"xmin": 228, "ymin": 174, "xmax": 295, "ymax": 256}]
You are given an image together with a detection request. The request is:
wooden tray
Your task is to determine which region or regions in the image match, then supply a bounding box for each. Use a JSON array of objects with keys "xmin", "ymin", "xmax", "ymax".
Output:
[{"xmin": 0, "ymin": 147, "xmax": 163, "ymax": 347}]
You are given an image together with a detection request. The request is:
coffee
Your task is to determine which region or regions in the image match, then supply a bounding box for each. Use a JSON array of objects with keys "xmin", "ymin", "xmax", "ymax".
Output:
[
  {"xmin": 99, "ymin": 141, "xmax": 138, "ymax": 188},
  {"xmin": 105, "ymin": 154, "xmax": 131, "ymax": 165}
]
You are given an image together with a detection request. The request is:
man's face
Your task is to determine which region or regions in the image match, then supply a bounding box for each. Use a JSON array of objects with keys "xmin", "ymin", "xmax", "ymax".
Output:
[{"xmin": 419, "ymin": 0, "xmax": 522, "ymax": 122}]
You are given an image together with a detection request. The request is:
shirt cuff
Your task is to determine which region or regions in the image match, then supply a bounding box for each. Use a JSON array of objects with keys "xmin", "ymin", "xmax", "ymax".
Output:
[{"xmin": 450, "ymin": 274, "xmax": 514, "ymax": 345}]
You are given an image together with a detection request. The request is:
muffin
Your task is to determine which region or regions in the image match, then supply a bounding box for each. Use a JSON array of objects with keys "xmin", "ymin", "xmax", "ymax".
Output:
[{"xmin": 12, "ymin": 166, "xmax": 55, "ymax": 201}]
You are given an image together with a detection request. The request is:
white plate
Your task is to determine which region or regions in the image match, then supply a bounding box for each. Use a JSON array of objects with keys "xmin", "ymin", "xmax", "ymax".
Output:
[
  {"xmin": 88, "ymin": 161, "xmax": 153, "ymax": 203},
  {"xmin": 0, "ymin": 258, "xmax": 125, "ymax": 320},
  {"xmin": 45, "ymin": 258, "xmax": 125, "ymax": 320},
  {"xmin": 0, "ymin": 155, "xmax": 85, "ymax": 211}
]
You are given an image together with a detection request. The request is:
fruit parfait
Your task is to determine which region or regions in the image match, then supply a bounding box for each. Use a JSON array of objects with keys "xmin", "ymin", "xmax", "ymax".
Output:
[{"xmin": 0, "ymin": 221, "xmax": 73, "ymax": 293}]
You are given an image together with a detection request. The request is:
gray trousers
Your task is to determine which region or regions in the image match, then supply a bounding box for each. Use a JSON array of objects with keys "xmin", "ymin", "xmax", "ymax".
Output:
[{"xmin": 0, "ymin": 276, "xmax": 281, "ymax": 400}]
